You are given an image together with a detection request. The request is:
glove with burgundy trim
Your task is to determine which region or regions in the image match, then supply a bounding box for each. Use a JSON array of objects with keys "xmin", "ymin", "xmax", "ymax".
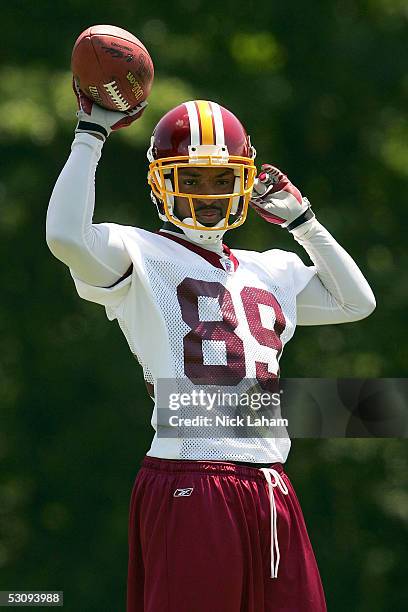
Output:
[
  {"xmin": 73, "ymin": 77, "xmax": 147, "ymax": 142},
  {"xmin": 250, "ymin": 164, "xmax": 314, "ymax": 231}
]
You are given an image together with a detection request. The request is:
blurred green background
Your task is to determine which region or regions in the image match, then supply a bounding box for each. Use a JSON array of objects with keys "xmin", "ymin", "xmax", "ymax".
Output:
[{"xmin": 1, "ymin": 0, "xmax": 407, "ymax": 610}]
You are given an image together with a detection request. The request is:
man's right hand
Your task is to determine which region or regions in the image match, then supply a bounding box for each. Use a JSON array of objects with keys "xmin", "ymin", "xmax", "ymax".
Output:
[{"xmin": 73, "ymin": 77, "xmax": 147, "ymax": 142}]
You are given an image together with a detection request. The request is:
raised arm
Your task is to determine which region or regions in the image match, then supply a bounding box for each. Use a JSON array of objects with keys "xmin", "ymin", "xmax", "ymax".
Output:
[
  {"xmin": 291, "ymin": 218, "xmax": 376, "ymax": 324},
  {"xmin": 46, "ymin": 81, "xmax": 147, "ymax": 286},
  {"xmin": 250, "ymin": 165, "xmax": 376, "ymax": 325}
]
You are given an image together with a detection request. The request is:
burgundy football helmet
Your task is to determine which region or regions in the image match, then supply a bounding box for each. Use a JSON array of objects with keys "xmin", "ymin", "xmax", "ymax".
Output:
[{"xmin": 147, "ymin": 100, "xmax": 257, "ymax": 243}]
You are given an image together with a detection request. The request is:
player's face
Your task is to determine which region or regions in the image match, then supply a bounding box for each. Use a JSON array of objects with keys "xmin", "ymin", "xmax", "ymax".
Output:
[{"xmin": 174, "ymin": 167, "xmax": 235, "ymax": 226}]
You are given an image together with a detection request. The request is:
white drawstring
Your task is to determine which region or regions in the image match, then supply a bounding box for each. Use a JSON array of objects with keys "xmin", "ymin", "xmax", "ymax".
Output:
[{"xmin": 260, "ymin": 468, "xmax": 289, "ymax": 579}]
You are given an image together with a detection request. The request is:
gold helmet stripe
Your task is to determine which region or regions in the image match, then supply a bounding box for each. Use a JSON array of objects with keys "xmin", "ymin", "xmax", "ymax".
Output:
[{"xmin": 195, "ymin": 100, "xmax": 215, "ymax": 145}]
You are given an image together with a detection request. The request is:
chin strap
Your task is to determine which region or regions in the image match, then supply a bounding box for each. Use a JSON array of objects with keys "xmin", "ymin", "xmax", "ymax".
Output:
[
  {"xmin": 181, "ymin": 218, "xmax": 227, "ymax": 245},
  {"xmin": 161, "ymin": 221, "xmax": 225, "ymax": 247}
]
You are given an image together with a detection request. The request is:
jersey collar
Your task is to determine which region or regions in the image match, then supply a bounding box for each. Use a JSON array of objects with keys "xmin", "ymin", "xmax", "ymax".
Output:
[{"xmin": 157, "ymin": 230, "xmax": 239, "ymax": 272}]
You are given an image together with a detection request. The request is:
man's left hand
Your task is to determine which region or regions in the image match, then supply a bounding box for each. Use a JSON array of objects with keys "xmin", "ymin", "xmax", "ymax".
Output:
[{"xmin": 250, "ymin": 164, "xmax": 314, "ymax": 231}]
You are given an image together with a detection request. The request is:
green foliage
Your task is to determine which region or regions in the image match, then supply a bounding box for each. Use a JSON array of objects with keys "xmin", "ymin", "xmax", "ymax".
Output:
[
  {"xmin": 230, "ymin": 32, "xmax": 286, "ymax": 72},
  {"xmin": 1, "ymin": 1, "xmax": 407, "ymax": 610}
]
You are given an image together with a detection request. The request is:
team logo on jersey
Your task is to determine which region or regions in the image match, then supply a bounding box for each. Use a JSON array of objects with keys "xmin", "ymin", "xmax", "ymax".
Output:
[
  {"xmin": 173, "ymin": 487, "xmax": 194, "ymax": 497},
  {"xmin": 220, "ymin": 257, "xmax": 234, "ymax": 273}
]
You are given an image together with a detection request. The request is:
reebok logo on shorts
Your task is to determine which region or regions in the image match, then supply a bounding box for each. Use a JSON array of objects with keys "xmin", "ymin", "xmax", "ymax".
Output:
[{"xmin": 173, "ymin": 488, "xmax": 194, "ymax": 497}]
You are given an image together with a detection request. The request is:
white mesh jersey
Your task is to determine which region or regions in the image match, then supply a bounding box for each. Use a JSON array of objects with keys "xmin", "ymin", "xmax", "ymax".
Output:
[{"xmin": 72, "ymin": 226, "xmax": 315, "ymax": 463}]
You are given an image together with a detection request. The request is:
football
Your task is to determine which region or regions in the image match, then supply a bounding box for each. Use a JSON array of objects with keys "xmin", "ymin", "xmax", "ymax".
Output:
[{"xmin": 71, "ymin": 25, "xmax": 154, "ymax": 111}]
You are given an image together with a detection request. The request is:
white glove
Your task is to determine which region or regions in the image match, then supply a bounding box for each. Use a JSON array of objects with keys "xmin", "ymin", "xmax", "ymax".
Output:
[
  {"xmin": 250, "ymin": 164, "xmax": 314, "ymax": 231},
  {"xmin": 73, "ymin": 77, "xmax": 147, "ymax": 142}
]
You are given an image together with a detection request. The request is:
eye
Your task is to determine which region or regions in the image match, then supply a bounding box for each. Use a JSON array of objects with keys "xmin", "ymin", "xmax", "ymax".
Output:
[{"xmin": 182, "ymin": 178, "xmax": 197, "ymax": 186}]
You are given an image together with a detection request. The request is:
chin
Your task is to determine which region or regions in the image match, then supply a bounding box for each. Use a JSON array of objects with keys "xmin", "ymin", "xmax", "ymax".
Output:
[{"xmin": 196, "ymin": 215, "xmax": 223, "ymax": 227}]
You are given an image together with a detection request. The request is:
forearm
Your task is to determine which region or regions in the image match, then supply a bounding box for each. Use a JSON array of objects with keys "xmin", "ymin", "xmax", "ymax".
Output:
[
  {"xmin": 293, "ymin": 217, "xmax": 376, "ymax": 324},
  {"xmin": 46, "ymin": 133, "xmax": 131, "ymax": 286}
]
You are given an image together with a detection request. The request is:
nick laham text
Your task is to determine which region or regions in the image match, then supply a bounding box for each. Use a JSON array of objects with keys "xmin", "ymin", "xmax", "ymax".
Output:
[{"xmin": 168, "ymin": 415, "xmax": 288, "ymax": 428}]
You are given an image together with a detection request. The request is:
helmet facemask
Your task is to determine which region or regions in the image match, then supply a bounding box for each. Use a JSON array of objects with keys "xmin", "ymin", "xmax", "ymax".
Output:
[{"xmin": 148, "ymin": 144, "xmax": 257, "ymax": 244}]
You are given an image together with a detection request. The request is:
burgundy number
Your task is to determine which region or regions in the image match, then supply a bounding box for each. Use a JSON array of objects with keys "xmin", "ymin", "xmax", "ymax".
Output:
[
  {"xmin": 177, "ymin": 279, "xmax": 286, "ymax": 387},
  {"xmin": 241, "ymin": 287, "xmax": 286, "ymax": 390},
  {"xmin": 177, "ymin": 278, "xmax": 245, "ymax": 385}
]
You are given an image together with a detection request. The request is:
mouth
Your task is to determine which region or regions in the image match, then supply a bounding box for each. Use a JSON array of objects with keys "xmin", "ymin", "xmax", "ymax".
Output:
[{"xmin": 196, "ymin": 208, "xmax": 222, "ymax": 224}]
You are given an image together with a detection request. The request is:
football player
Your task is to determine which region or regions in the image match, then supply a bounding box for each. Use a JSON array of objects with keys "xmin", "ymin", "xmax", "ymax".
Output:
[{"xmin": 46, "ymin": 88, "xmax": 376, "ymax": 612}]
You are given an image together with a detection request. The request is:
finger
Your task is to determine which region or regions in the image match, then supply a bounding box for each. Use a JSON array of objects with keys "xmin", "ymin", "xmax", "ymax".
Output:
[
  {"xmin": 130, "ymin": 100, "xmax": 148, "ymax": 114},
  {"xmin": 72, "ymin": 76, "xmax": 94, "ymax": 114},
  {"xmin": 111, "ymin": 101, "xmax": 148, "ymax": 130},
  {"xmin": 258, "ymin": 171, "xmax": 279, "ymax": 185},
  {"xmin": 126, "ymin": 100, "xmax": 148, "ymax": 118},
  {"xmin": 79, "ymin": 91, "xmax": 93, "ymax": 115},
  {"xmin": 252, "ymin": 177, "xmax": 268, "ymax": 195},
  {"xmin": 111, "ymin": 112, "xmax": 143, "ymax": 130},
  {"xmin": 72, "ymin": 76, "xmax": 80, "ymax": 95},
  {"xmin": 249, "ymin": 201, "xmax": 286, "ymax": 224},
  {"xmin": 261, "ymin": 164, "xmax": 281, "ymax": 174},
  {"xmin": 72, "ymin": 76, "xmax": 81, "ymax": 108},
  {"xmin": 261, "ymin": 165, "xmax": 285, "ymax": 182},
  {"xmin": 259, "ymin": 165, "xmax": 284, "ymax": 185}
]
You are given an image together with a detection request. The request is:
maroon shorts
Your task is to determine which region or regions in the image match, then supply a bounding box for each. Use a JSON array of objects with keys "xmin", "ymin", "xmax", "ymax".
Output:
[{"xmin": 127, "ymin": 457, "xmax": 326, "ymax": 612}]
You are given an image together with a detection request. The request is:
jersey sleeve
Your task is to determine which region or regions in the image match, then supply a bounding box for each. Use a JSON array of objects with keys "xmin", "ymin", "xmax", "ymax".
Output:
[
  {"xmin": 71, "ymin": 263, "xmax": 132, "ymax": 320},
  {"xmin": 69, "ymin": 225, "xmax": 155, "ymax": 319},
  {"xmin": 64, "ymin": 221, "xmax": 134, "ymax": 316},
  {"xmin": 261, "ymin": 249, "xmax": 317, "ymax": 295},
  {"xmin": 286, "ymin": 251, "xmax": 317, "ymax": 295}
]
